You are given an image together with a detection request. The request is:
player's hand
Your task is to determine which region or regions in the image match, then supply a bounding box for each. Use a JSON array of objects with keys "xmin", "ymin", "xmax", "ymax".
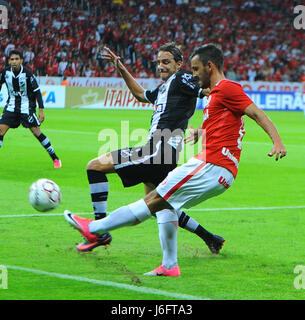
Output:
[
  {"xmin": 268, "ymin": 141, "xmax": 287, "ymax": 161},
  {"xmin": 184, "ymin": 125, "xmax": 201, "ymax": 145},
  {"xmin": 202, "ymin": 88, "xmax": 210, "ymax": 96},
  {"xmin": 38, "ymin": 109, "xmax": 45, "ymax": 123},
  {"xmin": 101, "ymin": 46, "xmax": 122, "ymax": 69}
]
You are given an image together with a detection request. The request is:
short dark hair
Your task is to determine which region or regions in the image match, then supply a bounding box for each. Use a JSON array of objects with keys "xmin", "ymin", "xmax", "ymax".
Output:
[
  {"xmin": 158, "ymin": 42, "xmax": 183, "ymax": 63},
  {"xmin": 9, "ymin": 49, "xmax": 23, "ymax": 59},
  {"xmin": 190, "ymin": 44, "xmax": 224, "ymax": 71}
]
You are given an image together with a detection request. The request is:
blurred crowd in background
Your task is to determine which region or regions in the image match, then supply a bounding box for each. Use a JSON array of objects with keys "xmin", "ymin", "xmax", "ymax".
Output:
[{"xmin": 1, "ymin": 0, "xmax": 305, "ymax": 82}]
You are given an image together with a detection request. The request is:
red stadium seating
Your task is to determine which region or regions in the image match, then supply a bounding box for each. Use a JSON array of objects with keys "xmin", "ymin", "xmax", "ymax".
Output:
[{"xmin": 1, "ymin": 0, "xmax": 304, "ymax": 82}]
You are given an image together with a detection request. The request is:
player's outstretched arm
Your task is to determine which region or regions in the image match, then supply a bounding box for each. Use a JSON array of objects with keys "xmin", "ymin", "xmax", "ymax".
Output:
[
  {"xmin": 102, "ymin": 47, "xmax": 147, "ymax": 103},
  {"xmin": 243, "ymin": 103, "xmax": 287, "ymax": 161}
]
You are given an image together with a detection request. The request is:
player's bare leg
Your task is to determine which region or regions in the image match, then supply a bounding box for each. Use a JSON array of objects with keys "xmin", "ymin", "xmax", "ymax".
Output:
[
  {"xmin": 30, "ymin": 126, "xmax": 61, "ymax": 168},
  {"xmin": 0, "ymin": 124, "xmax": 10, "ymax": 148}
]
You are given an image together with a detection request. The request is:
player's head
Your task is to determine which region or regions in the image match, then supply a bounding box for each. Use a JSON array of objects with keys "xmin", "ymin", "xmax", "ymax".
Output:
[
  {"xmin": 8, "ymin": 50, "xmax": 23, "ymax": 72},
  {"xmin": 190, "ymin": 44, "xmax": 224, "ymax": 88},
  {"xmin": 156, "ymin": 43, "xmax": 183, "ymax": 81}
]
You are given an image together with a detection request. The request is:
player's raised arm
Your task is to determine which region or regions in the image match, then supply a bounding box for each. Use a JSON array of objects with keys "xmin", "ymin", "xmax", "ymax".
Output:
[
  {"xmin": 102, "ymin": 46, "xmax": 147, "ymax": 103},
  {"xmin": 243, "ymin": 103, "xmax": 287, "ymax": 161}
]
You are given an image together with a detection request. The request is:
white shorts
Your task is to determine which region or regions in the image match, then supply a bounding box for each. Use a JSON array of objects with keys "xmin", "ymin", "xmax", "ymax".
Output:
[{"xmin": 156, "ymin": 157, "xmax": 235, "ymax": 211}]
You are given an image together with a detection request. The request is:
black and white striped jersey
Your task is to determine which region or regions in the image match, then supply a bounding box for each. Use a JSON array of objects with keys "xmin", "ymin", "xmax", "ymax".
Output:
[
  {"xmin": 144, "ymin": 69, "xmax": 202, "ymax": 149},
  {"xmin": 0, "ymin": 65, "xmax": 41, "ymax": 114}
]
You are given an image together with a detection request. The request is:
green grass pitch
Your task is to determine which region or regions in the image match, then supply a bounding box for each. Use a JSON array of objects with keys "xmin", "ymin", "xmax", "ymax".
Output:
[{"xmin": 0, "ymin": 107, "xmax": 304, "ymax": 300}]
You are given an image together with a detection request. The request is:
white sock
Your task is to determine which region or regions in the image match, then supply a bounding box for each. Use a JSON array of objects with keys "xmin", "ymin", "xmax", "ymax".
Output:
[
  {"xmin": 156, "ymin": 209, "xmax": 178, "ymax": 269},
  {"xmin": 158, "ymin": 222, "xmax": 178, "ymax": 269},
  {"xmin": 89, "ymin": 199, "xmax": 151, "ymax": 235}
]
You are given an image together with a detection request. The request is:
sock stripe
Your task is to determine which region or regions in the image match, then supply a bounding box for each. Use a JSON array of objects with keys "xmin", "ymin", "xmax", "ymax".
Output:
[
  {"xmin": 41, "ymin": 137, "xmax": 50, "ymax": 146},
  {"xmin": 89, "ymin": 182, "xmax": 109, "ymax": 194},
  {"xmin": 178, "ymin": 211, "xmax": 190, "ymax": 228},
  {"xmin": 91, "ymin": 192, "xmax": 108, "ymax": 202},
  {"xmin": 87, "ymin": 170, "xmax": 109, "ymax": 219},
  {"xmin": 36, "ymin": 133, "xmax": 58, "ymax": 160},
  {"xmin": 87, "ymin": 170, "xmax": 108, "ymax": 183}
]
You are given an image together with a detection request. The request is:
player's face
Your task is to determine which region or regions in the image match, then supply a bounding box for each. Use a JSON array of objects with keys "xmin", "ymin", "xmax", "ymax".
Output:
[
  {"xmin": 191, "ymin": 55, "xmax": 210, "ymax": 89},
  {"xmin": 9, "ymin": 54, "xmax": 23, "ymax": 72},
  {"xmin": 156, "ymin": 51, "xmax": 182, "ymax": 81}
]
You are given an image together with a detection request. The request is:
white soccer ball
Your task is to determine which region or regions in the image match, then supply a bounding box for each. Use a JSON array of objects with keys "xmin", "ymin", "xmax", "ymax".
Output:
[{"xmin": 29, "ymin": 179, "xmax": 62, "ymax": 212}]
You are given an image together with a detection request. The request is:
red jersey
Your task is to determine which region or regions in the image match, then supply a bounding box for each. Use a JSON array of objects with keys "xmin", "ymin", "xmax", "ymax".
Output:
[{"xmin": 195, "ymin": 79, "xmax": 253, "ymax": 178}]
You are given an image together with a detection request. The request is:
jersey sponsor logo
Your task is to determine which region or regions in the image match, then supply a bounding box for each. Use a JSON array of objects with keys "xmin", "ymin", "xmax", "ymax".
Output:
[
  {"xmin": 222, "ymin": 147, "xmax": 239, "ymax": 168},
  {"xmin": 19, "ymin": 79, "xmax": 26, "ymax": 88},
  {"xmin": 154, "ymin": 103, "xmax": 165, "ymax": 112},
  {"xmin": 218, "ymin": 176, "xmax": 231, "ymax": 189},
  {"xmin": 12, "ymin": 91, "xmax": 24, "ymax": 97}
]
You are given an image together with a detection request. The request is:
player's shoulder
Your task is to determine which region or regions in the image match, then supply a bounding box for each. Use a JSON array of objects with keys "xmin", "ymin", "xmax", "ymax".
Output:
[
  {"xmin": 174, "ymin": 69, "xmax": 198, "ymax": 87},
  {"xmin": 1, "ymin": 65, "xmax": 10, "ymax": 73},
  {"xmin": 218, "ymin": 79, "xmax": 242, "ymax": 89},
  {"xmin": 22, "ymin": 66, "xmax": 34, "ymax": 76},
  {"xmin": 175, "ymin": 69, "xmax": 194, "ymax": 80},
  {"xmin": 213, "ymin": 79, "xmax": 244, "ymax": 94}
]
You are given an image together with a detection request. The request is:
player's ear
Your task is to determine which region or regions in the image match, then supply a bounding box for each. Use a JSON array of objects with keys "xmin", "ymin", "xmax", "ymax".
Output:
[{"xmin": 206, "ymin": 61, "xmax": 213, "ymax": 71}]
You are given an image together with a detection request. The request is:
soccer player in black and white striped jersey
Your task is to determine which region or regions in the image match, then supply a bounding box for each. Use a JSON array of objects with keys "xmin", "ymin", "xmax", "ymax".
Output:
[
  {"xmin": 0, "ymin": 50, "xmax": 61, "ymax": 168},
  {"xmin": 73, "ymin": 44, "xmax": 225, "ymax": 256}
]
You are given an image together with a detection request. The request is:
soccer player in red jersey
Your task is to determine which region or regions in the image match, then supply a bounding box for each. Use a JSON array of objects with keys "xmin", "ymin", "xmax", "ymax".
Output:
[{"xmin": 65, "ymin": 44, "xmax": 287, "ymax": 276}]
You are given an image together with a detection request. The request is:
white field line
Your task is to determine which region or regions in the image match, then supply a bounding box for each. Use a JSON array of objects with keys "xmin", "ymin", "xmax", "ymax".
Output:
[
  {"xmin": 45, "ymin": 128, "xmax": 97, "ymax": 135},
  {"xmin": 3, "ymin": 265, "xmax": 207, "ymax": 300},
  {"xmin": 2, "ymin": 205, "xmax": 304, "ymax": 298},
  {"xmin": 244, "ymin": 141, "xmax": 305, "ymax": 149},
  {"xmin": 0, "ymin": 212, "xmax": 93, "ymax": 218},
  {"xmin": 188, "ymin": 205, "xmax": 305, "ymax": 212},
  {"xmin": 0, "ymin": 205, "xmax": 304, "ymax": 219}
]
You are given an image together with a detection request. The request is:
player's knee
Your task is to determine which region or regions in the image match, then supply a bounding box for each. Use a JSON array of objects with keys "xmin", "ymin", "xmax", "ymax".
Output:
[
  {"xmin": 0, "ymin": 125, "xmax": 9, "ymax": 136},
  {"xmin": 144, "ymin": 190, "xmax": 172, "ymax": 214},
  {"xmin": 87, "ymin": 154, "xmax": 114, "ymax": 172},
  {"xmin": 156, "ymin": 209, "xmax": 178, "ymax": 224},
  {"xmin": 87, "ymin": 158, "xmax": 102, "ymax": 171}
]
